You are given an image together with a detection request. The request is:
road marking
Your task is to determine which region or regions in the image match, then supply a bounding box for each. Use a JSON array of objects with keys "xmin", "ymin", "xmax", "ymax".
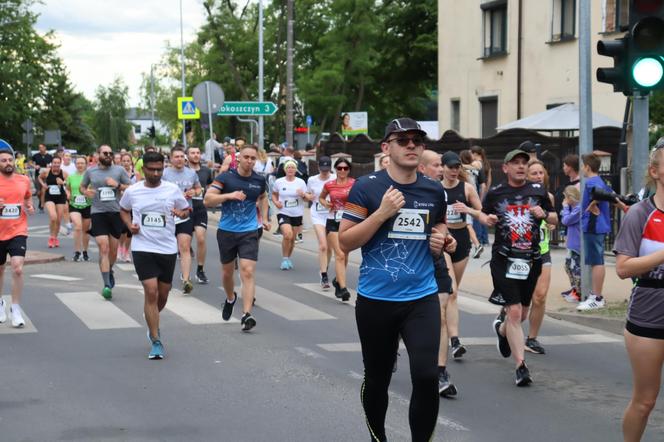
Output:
[
  {"xmin": 294, "ymin": 283, "xmax": 356, "ymax": 307},
  {"xmin": 457, "ymin": 294, "xmax": 502, "ymax": 315},
  {"xmin": 0, "ymin": 295, "xmax": 37, "ymax": 334},
  {"xmin": 28, "ymin": 224, "xmax": 50, "ymax": 231},
  {"xmin": 294, "ymin": 346, "xmax": 326, "ymax": 359},
  {"xmin": 114, "ymin": 284, "xmax": 144, "ymax": 290},
  {"xmin": 115, "ymin": 263, "xmax": 135, "ymax": 272},
  {"xmin": 255, "ymin": 285, "xmax": 336, "ymax": 321},
  {"xmin": 32, "ymin": 274, "xmax": 82, "ymax": 282},
  {"xmin": 164, "ymin": 289, "xmax": 239, "ymax": 324},
  {"xmin": 55, "ymin": 291, "xmax": 141, "ymax": 330}
]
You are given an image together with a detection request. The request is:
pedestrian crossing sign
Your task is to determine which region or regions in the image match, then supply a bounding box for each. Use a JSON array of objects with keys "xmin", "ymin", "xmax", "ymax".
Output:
[{"xmin": 177, "ymin": 97, "xmax": 200, "ymax": 120}]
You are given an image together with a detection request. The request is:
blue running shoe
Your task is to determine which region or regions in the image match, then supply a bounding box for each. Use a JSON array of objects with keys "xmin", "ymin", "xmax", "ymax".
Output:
[
  {"xmin": 286, "ymin": 258, "xmax": 294, "ymax": 270},
  {"xmin": 149, "ymin": 340, "xmax": 164, "ymax": 360},
  {"xmin": 280, "ymin": 259, "xmax": 289, "ymax": 270}
]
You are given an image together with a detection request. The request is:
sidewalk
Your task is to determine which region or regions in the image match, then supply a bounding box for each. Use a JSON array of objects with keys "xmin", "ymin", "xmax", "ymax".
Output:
[{"xmin": 25, "ymin": 250, "xmax": 64, "ymax": 265}]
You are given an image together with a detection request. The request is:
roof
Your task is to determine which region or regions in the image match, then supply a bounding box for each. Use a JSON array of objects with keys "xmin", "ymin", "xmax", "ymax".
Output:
[
  {"xmin": 497, "ymin": 103, "xmax": 622, "ymax": 131},
  {"xmin": 125, "ymin": 108, "xmax": 154, "ymax": 121}
]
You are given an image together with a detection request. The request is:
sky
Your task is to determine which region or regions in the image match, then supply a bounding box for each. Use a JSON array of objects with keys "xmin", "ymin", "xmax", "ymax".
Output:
[{"xmin": 35, "ymin": 0, "xmax": 207, "ymax": 107}]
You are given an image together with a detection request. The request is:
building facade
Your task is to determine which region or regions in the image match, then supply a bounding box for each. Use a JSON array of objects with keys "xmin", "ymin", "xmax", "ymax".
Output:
[
  {"xmin": 126, "ymin": 108, "xmax": 168, "ymax": 141},
  {"xmin": 438, "ymin": 0, "xmax": 629, "ymax": 138}
]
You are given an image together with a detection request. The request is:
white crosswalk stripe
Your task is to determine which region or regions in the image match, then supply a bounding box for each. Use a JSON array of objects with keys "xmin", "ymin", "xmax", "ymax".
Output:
[
  {"xmin": 294, "ymin": 283, "xmax": 356, "ymax": 307},
  {"xmin": 32, "ymin": 274, "xmax": 82, "ymax": 282},
  {"xmin": 165, "ymin": 289, "xmax": 239, "ymax": 325},
  {"xmin": 255, "ymin": 285, "xmax": 336, "ymax": 321},
  {"xmin": 0, "ymin": 295, "xmax": 37, "ymax": 334},
  {"xmin": 115, "ymin": 263, "xmax": 135, "ymax": 272},
  {"xmin": 54, "ymin": 291, "xmax": 141, "ymax": 330}
]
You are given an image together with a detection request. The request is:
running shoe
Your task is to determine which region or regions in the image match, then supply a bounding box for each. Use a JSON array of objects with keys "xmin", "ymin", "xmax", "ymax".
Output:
[
  {"xmin": 280, "ymin": 259, "xmax": 289, "ymax": 270},
  {"xmin": 577, "ymin": 294, "xmax": 606, "ymax": 311},
  {"xmin": 560, "ymin": 288, "xmax": 574, "ymax": 298},
  {"xmin": 147, "ymin": 328, "xmax": 161, "ymax": 344},
  {"xmin": 563, "ymin": 289, "xmax": 581, "ymax": 303},
  {"xmin": 286, "ymin": 258, "xmax": 294, "ymax": 270},
  {"xmin": 332, "ymin": 278, "xmax": 342, "ymax": 299},
  {"xmin": 525, "ymin": 337, "xmax": 546, "ymax": 355},
  {"xmin": 438, "ymin": 370, "xmax": 458, "ymax": 397},
  {"xmin": 101, "ymin": 286, "xmax": 112, "ymax": 300},
  {"xmin": 73, "ymin": 251, "xmax": 81, "ymax": 262},
  {"xmin": 515, "ymin": 362, "xmax": 532, "ymax": 386},
  {"xmin": 222, "ymin": 293, "xmax": 237, "ymax": 321},
  {"xmin": 196, "ymin": 269, "xmax": 209, "ymax": 284},
  {"xmin": 109, "ymin": 270, "xmax": 115, "ymax": 289},
  {"xmin": 472, "ymin": 244, "xmax": 484, "ymax": 259},
  {"xmin": 339, "ymin": 287, "xmax": 351, "ymax": 302},
  {"xmin": 0, "ymin": 299, "xmax": 6, "ymax": 323},
  {"xmin": 148, "ymin": 339, "xmax": 164, "ymax": 360},
  {"xmin": 11, "ymin": 305, "xmax": 25, "ymax": 328},
  {"xmin": 295, "ymin": 233, "xmax": 303, "ymax": 244},
  {"xmin": 320, "ymin": 274, "xmax": 330, "ymax": 291},
  {"xmin": 47, "ymin": 237, "xmax": 55, "ymax": 248},
  {"xmin": 82, "ymin": 251, "xmax": 90, "ymax": 261},
  {"xmin": 451, "ymin": 342, "xmax": 467, "ymax": 359},
  {"xmin": 182, "ymin": 279, "xmax": 193, "ymax": 294},
  {"xmin": 65, "ymin": 223, "xmax": 73, "ymax": 235},
  {"xmin": 493, "ymin": 310, "xmax": 511, "ymax": 358},
  {"xmin": 241, "ymin": 312, "xmax": 256, "ymax": 331},
  {"xmin": 54, "ymin": 238, "xmax": 60, "ymax": 247}
]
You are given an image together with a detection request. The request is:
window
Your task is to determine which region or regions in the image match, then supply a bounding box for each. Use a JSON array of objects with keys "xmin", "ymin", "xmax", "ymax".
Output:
[
  {"xmin": 603, "ymin": 0, "xmax": 629, "ymax": 33},
  {"xmin": 481, "ymin": 1, "xmax": 507, "ymax": 57},
  {"xmin": 450, "ymin": 100, "xmax": 460, "ymax": 132},
  {"xmin": 479, "ymin": 97, "xmax": 498, "ymax": 138},
  {"xmin": 551, "ymin": 0, "xmax": 576, "ymax": 41},
  {"xmin": 134, "ymin": 125, "xmax": 142, "ymax": 134}
]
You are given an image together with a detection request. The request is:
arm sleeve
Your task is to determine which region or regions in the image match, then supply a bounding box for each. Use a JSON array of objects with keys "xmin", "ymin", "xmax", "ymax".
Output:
[
  {"xmin": 210, "ymin": 173, "xmax": 225, "ymax": 192},
  {"xmin": 119, "ymin": 188, "xmax": 131, "ymax": 211},
  {"xmin": 342, "ymin": 180, "xmax": 369, "ymax": 222},
  {"xmin": 613, "ymin": 204, "xmax": 646, "ymax": 257},
  {"xmin": 81, "ymin": 170, "xmax": 90, "ymax": 187}
]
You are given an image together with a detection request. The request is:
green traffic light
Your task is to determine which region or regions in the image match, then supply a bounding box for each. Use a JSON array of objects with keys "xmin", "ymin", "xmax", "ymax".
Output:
[{"xmin": 632, "ymin": 57, "xmax": 664, "ymax": 87}]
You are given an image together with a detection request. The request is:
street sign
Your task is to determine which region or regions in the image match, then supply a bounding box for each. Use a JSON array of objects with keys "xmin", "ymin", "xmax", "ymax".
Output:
[
  {"xmin": 306, "ymin": 115, "xmax": 312, "ymax": 126},
  {"xmin": 43, "ymin": 130, "xmax": 61, "ymax": 145},
  {"xmin": 177, "ymin": 97, "xmax": 200, "ymax": 120},
  {"xmin": 193, "ymin": 81, "xmax": 224, "ymax": 113},
  {"xmin": 0, "ymin": 139, "xmax": 12, "ymax": 150},
  {"xmin": 217, "ymin": 101, "xmax": 277, "ymax": 116}
]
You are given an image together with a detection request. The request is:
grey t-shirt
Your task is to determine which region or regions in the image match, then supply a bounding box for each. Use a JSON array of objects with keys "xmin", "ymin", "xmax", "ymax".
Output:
[
  {"xmin": 81, "ymin": 165, "xmax": 131, "ymax": 214},
  {"xmin": 613, "ymin": 197, "xmax": 664, "ymax": 329},
  {"xmin": 162, "ymin": 167, "xmax": 201, "ymax": 208}
]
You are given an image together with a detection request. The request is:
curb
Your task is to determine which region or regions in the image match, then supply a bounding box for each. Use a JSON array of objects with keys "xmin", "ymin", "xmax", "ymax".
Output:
[
  {"xmin": 547, "ymin": 311, "xmax": 625, "ymax": 336},
  {"xmin": 25, "ymin": 251, "xmax": 65, "ymax": 266}
]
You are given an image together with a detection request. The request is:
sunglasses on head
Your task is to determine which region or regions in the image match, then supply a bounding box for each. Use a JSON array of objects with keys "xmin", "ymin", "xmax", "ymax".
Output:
[
  {"xmin": 336, "ymin": 166, "xmax": 349, "ymax": 171},
  {"xmin": 387, "ymin": 136, "xmax": 425, "ymax": 147}
]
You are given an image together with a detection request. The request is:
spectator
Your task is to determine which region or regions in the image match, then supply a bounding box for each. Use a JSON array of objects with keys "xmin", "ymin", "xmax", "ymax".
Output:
[
  {"xmin": 293, "ymin": 150, "xmax": 309, "ymax": 183},
  {"xmin": 253, "ymin": 148, "xmax": 274, "ymax": 178},
  {"xmin": 469, "ymin": 146, "xmax": 490, "ymax": 247},
  {"xmin": 378, "ymin": 154, "xmax": 390, "ymax": 170},
  {"xmin": 560, "ymin": 185, "xmax": 582, "ymax": 303}
]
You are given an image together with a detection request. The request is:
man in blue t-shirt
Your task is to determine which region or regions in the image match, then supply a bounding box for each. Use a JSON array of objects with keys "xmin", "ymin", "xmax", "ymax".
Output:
[
  {"xmin": 204, "ymin": 145, "xmax": 270, "ymax": 332},
  {"xmin": 339, "ymin": 118, "xmax": 455, "ymax": 442}
]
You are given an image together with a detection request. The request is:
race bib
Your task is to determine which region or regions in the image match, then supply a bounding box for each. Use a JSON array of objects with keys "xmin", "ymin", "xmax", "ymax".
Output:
[
  {"xmin": 98, "ymin": 187, "xmax": 116, "ymax": 202},
  {"xmin": 446, "ymin": 206, "xmax": 462, "ymax": 223},
  {"xmin": 388, "ymin": 208, "xmax": 429, "ymax": 240},
  {"xmin": 0, "ymin": 204, "xmax": 21, "ymax": 220},
  {"xmin": 174, "ymin": 214, "xmax": 190, "ymax": 225},
  {"xmin": 505, "ymin": 258, "xmax": 531, "ymax": 280},
  {"xmin": 334, "ymin": 210, "xmax": 344, "ymax": 222},
  {"xmin": 315, "ymin": 203, "xmax": 328, "ymax": 213},
  {"xmin": 192, "ymin": 195, "xmax": 203, "ymax": 200},
  {"xmin": 73, "ymin": 195, "xmax": 87, "ymax": 205},
  {"xmin": 141, "ymin": 212, "xmax": 166, "ymax": 229},
  {"xmin": 48, "ymin": 185, "xmax": 61, "ymax": 196},
  {"xmin": 285, "ymin": 199, "xmax": 298, "ymax": 208}
]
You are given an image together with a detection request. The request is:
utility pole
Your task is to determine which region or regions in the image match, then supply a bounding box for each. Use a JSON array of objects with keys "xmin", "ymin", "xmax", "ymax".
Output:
[
  {"xmin": 258, "ymin": 0, "xmax": 265, "ymax": 150},
  {"xmin": 180, "ymin": 0, "xmax": 188, "ymax": 148},
  {"xmin": 286, "ymin": 0, "xmax": 294, "ymax": 148},
  {"xmin": 150, "ymin": 65, "xmax": 156, "ymax": 143}
]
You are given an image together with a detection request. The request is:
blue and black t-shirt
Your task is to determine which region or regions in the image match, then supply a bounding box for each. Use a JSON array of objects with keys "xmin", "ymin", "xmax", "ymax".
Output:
[
  {"xmin": 211, "ymin": 169, "xmax": 267, "ymax": 233},
  {"xmin": 343, "ymin": 170, "xmax": 447, "ymax": 301}
]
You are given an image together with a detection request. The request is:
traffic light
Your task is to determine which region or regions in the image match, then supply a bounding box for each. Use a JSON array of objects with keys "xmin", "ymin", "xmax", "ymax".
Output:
[
  {"xmin": 628, "ymin": 0, "xmax": 664, "ymax": 93},
  {"xmin": 148, "ymin": 126, "xmax": 156, "ymax": 138},
  {"xmin": 597, "ymin": 37, "xmax": 630, "ymax": 94}
]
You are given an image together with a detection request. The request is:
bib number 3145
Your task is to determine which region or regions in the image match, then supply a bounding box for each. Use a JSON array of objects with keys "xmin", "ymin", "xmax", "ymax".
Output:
[{"xmin": 388, "ymin": 208, "xmax": 429, "ymax": 240}]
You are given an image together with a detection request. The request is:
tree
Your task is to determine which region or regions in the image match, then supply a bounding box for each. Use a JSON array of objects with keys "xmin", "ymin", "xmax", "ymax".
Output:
[{"xmin": 92, "ymin": 78, "xmax": 132, "ymax": 149}]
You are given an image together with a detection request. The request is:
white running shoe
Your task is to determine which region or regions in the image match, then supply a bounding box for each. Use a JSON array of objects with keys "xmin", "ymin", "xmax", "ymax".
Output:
[
  {"xmin": 577, "ymin": 295, "xmax": 606, "ymax": 311},
  {"xmin": 11, "ymin": 305, "xmax": 25, "ymax": 328},
  {"xmin": 0, "ymin": 299, "xmax": 6, "ymax": 323}
]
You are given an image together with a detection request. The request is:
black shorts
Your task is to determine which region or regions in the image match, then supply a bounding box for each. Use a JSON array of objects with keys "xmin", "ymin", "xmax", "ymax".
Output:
[
  {"xmin": 490, "ymin": 253, "xmax": 542, "ymax": 307},
  {"xmin": 325, "ymin": 219, "xmax": 340, "ymax": 233},
  {"xmin": 90, "ymin": 212, "xmax": 124, "ymax": 239},
  {"xmin": 132, "ymin": 251, "xmax": 177, "ymax": 283},
  {"xmin": 626, "ymin": 321, "xmax": 664, "ymax": 340},
  {"xmin": 541, "ymin": 251, "xmax": 552, "ymax": 266},
  {"xmin": 69, "ymin": 205, "xmax": 91, "ymax": 219},
  {"xmin": 175, "ymin": 217, "xmax": 194, "ymax": 236},
  {"xmin": 277, "ymin": 214, "xmax": 303, "ymax": 227},
  {"xmin": 192, "ymin": 206, "xmax": 208, "ymax": 229},
  {"xmin": 449, "ymin": 227, "xmax": 471, "ymax": 263},
  {"xmin": 217, "ymin": 229, "xmax": 259, "ymax": 264},
  {"xmin": 44, "ymin": 193, "xmax": 67, "ymax": 205},
  {"xmin": 0, "ymin": 236, "xmax": 27, "ymax": 265},
  {"xmin": 434, "ymin": 255, "xmax": 453, "ymax": 294}
]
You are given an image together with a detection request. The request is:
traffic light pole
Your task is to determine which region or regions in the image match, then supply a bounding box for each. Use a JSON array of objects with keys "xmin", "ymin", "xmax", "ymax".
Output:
[{"xmin": 631, "ymin": 93, "xmax": 650, "ymax": 194}]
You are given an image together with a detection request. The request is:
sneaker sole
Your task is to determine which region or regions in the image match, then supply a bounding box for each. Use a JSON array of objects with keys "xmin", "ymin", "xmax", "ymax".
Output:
[
  {"xmin": 439, "ymin": 384, "xmax": 458, "ymax": 397},
  {"xmin": 242, "ymin": 317, "xmax": 256, "ymax": 332},
  {"xmin": 148, "ymin": 354, "xmax": 164, "ymax": 360},
  {"xmin": 516, "ymin": 376, "xmax": 532, "ymax": 387},
  {"xmin": 452, "ymin": 346, "xmax": 467, "ymax": 359},
  {"xmin": 524, "ymin": 345, "xmax": 545, "ymax": 355},
  {"xmin": 183, "ymin": 283, "xmax": 193, "ymax": 294}
]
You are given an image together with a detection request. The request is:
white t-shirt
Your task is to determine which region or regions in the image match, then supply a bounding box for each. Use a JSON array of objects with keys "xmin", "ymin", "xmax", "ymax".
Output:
[
  {"xmin": 61, "ymin": 163, "xmax": 77, "ymax": 176},
  {"xmin": 119, "ymin": 181, "xmax": 189, "ymax": 254},
  {"xmin": 274, "ymin": 177, "xmax": 307, "ymax": 217},
  {"xmin": 307, "ymin": 173, "xmax": 335, "ymax": 215},
  {"xmin": 253, "ymin": 159, "xmax": 274, "ymax": 176}
]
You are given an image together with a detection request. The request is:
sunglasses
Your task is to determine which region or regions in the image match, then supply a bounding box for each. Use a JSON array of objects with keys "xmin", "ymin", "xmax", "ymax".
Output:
[
  {"xmin": 336, "ymin": 166, "xmax": 349, "ymax": 171},
  {"xmin": 387, "ymin": 136, "xmax": 425, "ymax": 147},
  {"xmin": 100, "ymin": 151, "xmax": 113, "ymax": 156}
]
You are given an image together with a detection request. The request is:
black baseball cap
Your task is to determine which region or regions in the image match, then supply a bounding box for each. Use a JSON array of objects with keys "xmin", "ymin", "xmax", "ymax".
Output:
[
  {"xmin": 518, "ymin": 140, "xmax": 536, "ymax": 153},
  {"xmin": 504, "ymin": 149, "xmax": 530, "ymax": 163},
  {"xmin": 383, "ymin": 117, "xmax": 427, "ymax": 141},
  {"xmin": 318, "ymin": 156, "xmax": 331, "ymax": 171},
  {"xmin": 442, "ymin": 151, "xmax": 462, "ymax": 167}
]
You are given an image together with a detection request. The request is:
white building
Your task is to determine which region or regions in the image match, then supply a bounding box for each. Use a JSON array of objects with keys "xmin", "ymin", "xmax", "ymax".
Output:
[{"xmin": 126, "ymin": 108, "xmax": 168, "ymax": 141}]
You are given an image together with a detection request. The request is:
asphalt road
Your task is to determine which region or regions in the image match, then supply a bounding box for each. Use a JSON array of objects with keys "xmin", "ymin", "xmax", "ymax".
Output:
[{"xmin": 1, "ymin": 211, "xmax": 662, "ymax": 442}]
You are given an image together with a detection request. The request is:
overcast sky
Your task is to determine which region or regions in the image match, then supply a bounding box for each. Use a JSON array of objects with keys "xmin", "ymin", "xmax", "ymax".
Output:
[{"xmin": 35, "ymin": 0, "xmax": 207, "ymax": 107}]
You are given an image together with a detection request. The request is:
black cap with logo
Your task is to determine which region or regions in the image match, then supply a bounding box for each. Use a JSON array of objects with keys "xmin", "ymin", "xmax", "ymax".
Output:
[
  {"xmin": 318, "ymin": 156, "xmax": 332, "ymax": 172},
  {"xmin": 383, "ymin": 117, "xmax": 427, "ymax": 141},
  {"xmin": 442, "ymin": 151, "xmax": 462, "ymax": 167}
]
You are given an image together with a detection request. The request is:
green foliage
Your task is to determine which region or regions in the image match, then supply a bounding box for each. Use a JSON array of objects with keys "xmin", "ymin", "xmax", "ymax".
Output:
[{"xmin": 92, "ymin": 78, "xmax": 132, "ymax": 149}]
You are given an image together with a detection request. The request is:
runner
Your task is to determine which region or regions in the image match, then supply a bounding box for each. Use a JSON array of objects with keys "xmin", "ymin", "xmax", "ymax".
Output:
[
  {"xmin": 524, "ymin": 159, "xmax": 556, "ymax": 354},
  {"xmin": 318, "ymin": 158, "xmax": 354, "ymax": 301},
  {"xmin": 162, "ymin": 146, "xmax": 201, "ymax": 294},
  {"xmin": 482, "ymin": 149, "xmax": 557, "ymax": 386},
  {"xmin": 0, "ymin": 146, "xmax": 34, "ymax": 327},
  {"xmin": 440, "ymin": 151, "xmax": 483, "ymax": 359},
  {"xmin": 614, "ymin": 146, "xmax": 664, "ymax": 441},
  {"xmin": 272, "ymin": 161, "xmax": 309, "ymax": 270},
  {"xmin": 306, "ymin": 156, "xmax": 335, "ymax": 289},
  {"xmin": 186, "ymin": 146, "xmax": 214, "ymax": 284},
  {"xmin": 80, "ymin": 145, "xmax": 131, "ymax": 300},
  {"xmin": 38, "ymin": 156, "xmax": 68, "ymax": 248},
  {"xmin": 118, "ymin": 153, "xmax": 137, "ymax": 263},
  {"xmin": 204, "ymin": 144, "xmax": 270, "ymax": 331},
  {"xmin": 66, "ymin": 156, "xmax": 92, "ymax": 262},
  {"xmin": 30, "ymin": 144, "xmax": 52, "ymax": 212},
  {"xmin": 61, "ymin": 151, "xmax": 77, "ymax": 175},
  {"xmin": 119, "ymin": 151, "xmax": 190, "ymax": 359},
  {"xmin": 340, "ymin": 118, "xmax": 454, "ymax": 442},
  {"xmin": 417, "ymin": 149, "xmax": 458, "ymax": 397}
]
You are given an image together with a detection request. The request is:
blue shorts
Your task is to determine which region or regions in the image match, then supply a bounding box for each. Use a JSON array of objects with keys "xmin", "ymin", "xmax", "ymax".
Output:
[{"xmin": 584, "ymin": 233, "xmax": 605, "ymax": 266}]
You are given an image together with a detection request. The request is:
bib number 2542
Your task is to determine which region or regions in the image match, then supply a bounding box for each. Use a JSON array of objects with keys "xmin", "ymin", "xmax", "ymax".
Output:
[{"xmin": 388, "ymin": 208, "xmax": 429, "ymax": 240}]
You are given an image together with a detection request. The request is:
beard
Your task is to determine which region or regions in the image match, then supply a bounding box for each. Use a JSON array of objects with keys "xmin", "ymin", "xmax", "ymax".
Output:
[
  {"xmin": 1, "ymin": 165, "xmax": 14, "ymax": 175},
  {"xmin": 100, "ymin": 156, "xmax": 112, "ymax": 166},
  {"xmin": 145, "ymin": 176, "xmax": 161, "ymax": 186}
]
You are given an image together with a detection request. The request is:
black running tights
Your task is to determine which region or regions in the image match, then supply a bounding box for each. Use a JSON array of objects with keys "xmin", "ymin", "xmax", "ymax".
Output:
[{"xmin": 355, "ymin": 293, "xmax": 440, "ymax": 442}]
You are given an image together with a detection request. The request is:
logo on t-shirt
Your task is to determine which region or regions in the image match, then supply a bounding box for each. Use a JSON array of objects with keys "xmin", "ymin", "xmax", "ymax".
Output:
[{"xmin": 504, "ymin": 203, "xmax": 534, "ymax": 249}]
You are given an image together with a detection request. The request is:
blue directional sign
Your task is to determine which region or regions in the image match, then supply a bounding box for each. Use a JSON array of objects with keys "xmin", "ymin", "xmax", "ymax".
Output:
[{"xmin": 306, "ymin": 115, "xmax": 313, "ymax": 126}]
